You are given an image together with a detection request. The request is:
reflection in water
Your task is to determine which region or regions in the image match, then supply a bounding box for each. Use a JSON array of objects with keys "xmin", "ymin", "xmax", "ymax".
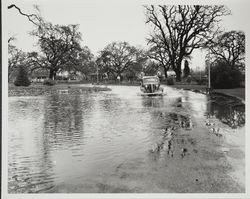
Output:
[
  {"xmin": 43, "ymin": 94, "xmax": 85, "ymax": 150},
  {"xmin": 206, "ymin": 94, "xmax": 245, "ymax": 128},
  {"xmin": 8, "ymin": 94, "xmax": 90, "ymax": 193},
  {"xmin": 8, "ymin": 98, "xmax": 55, "ymax": 193},
  {"xmin": 8, "ymin": 86, "xmax": 245, "ymax": 193},
  {"xmin": 141, "ymin": 96, "xmax": 165, "ymax": 108}
]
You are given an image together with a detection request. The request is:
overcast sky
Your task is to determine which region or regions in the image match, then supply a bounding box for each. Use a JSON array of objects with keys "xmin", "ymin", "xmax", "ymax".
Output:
[{"xmin": 6, "ymin": 0, "xmax": 250, "ymax": 70}]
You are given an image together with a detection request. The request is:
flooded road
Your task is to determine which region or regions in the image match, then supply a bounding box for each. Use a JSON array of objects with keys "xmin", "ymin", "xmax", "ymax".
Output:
[{"xmin": 8, "ymin": 85, "xmax": 245, "ymax": 193}]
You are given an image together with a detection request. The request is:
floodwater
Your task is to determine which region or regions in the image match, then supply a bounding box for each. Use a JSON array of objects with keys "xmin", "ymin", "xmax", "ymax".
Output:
[{"xmin": 8, "ymin": 85, "xmax": 245, "ymax": 193}]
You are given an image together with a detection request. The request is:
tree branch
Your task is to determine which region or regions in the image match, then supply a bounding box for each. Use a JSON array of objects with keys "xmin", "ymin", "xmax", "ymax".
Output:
[{"xmin": 8, "ymin": 4, "xmax": 40, "ymax": 26}]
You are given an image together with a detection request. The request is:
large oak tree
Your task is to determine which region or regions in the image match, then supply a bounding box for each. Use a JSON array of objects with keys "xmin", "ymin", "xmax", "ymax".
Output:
[
  {"xmin": 65, "ymin": 46, "xmax": 96, "ymax": 79},
  {"xmin": 30, "ymin": 22, "xmax": 83, "ymax": 79},
  {"xmin": 8, "ymin": 4, "xmax": 87, "ymax": 80},
  {"xmin": 147, "ymin": 45, "xmax": 170, "ymax": 78},
  {"xmin": 145, "ymin": 5, "xmax": 230, "ymax": 81},
  {"xmin": 8, "ymin": 38, "xmax": 27, "ymax": 82},
  {"xmin": 97, "ymin": 42, "xmax": 145, "ymax": 80},
  {"xmin": 207, "ymin": 30, "xmax": 245, "ymax": 70}
]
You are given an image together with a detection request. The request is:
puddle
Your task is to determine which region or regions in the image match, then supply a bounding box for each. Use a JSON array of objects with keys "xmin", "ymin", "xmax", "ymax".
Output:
[
  {"xmin": 206, "ymin": 94, "xmax": 245, "ymax": 129},
  {"xmin": 8, "ymin": 85, "xmax": 245, "ymax": 193}
]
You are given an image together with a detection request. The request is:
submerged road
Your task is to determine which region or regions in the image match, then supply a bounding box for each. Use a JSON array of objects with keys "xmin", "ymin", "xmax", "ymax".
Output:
[{"xmin": 8, "ymin": 85, "xmax": 245, "ymax": 193}]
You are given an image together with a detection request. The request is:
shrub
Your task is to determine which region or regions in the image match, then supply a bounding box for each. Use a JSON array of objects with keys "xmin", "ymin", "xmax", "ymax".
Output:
[
  {"xmin": 166, "ymin": 77, "xmax": 175, "ymax": 85},
  {"xmin": 43, "ymin": 79, "xmax": 56, "ymax": 86},
  {"xmin": 211, "ymin": 62, "xmax": 243, "ymax": 89},
  {"xmin": 183, "ymin": 60, "xmax": 190, "ymax": 78},
  {"xmin": 14, "ymin": 65, "xmax": 31, "ymax": 86},
  {"xmin": 196, "ymin": 77, "xmax": 207, "ymax": 85},
  {"xmin": 186, "ymin": 75, "xmax": 192, "ymax": 84}
]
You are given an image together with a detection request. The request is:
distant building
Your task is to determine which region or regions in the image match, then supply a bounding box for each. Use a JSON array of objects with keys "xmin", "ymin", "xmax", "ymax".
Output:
[
  {"xmin": 167, "ymin": 70, "xmax": 176, "ymax": 78},
  {"xmin": 31, "ymin": 69, "xmax": 49, "ymax": 82},
  {"xmin": 57, "ymin": 71, "xmax": 83, "ymax": 81}
]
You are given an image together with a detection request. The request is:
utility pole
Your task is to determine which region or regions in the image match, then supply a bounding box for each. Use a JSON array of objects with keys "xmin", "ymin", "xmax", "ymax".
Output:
[
  {"xmin": 199, "ymin": 67, "xmax": 201, "ymax": 82},
  {"xmin": 96, "ymin": 63, "xmax": 99, "ymax": 84},
  {"xmin": 208, "ymin": 62, "xmax": 211, "ymax": 90},
  {"xmin": 207, "ymin": 53, "xmax": 211, "ymax": 94},
  {"xmin": 197, "ymin": 66, "xmax": 201, "ymax": 81}
]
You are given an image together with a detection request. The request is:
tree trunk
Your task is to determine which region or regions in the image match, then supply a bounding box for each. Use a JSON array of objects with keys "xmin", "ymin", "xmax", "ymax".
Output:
[
  {"xmin": 176, "ymin": 73, "xmax": 181, "ymax": 82},
  {"xmin": 49, "ymin": 69, "xmax": 56, "ymax": 80},
  {"xmin": 53, "ymin": 71, "xmax": 57, "ymax": 80},
  {"xmin": 175, "ymin": 66, "xmax": 182, "ymax": 82},
  {"xmin": 49, "ymin": 69, "xmax": 53, "ymax": 79},
  {"xmin": 175, "ymin": 60, "xmax": 182, "ymax": 82},
  {"xmin": 163, "ymin": 67, "xmax": 168, "ymax": 79}
]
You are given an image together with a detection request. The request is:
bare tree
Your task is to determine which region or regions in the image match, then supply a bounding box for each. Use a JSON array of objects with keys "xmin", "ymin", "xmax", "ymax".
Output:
[
  {"xmin": 29, "ymin": 22, "xmax": 83, "ymax": 79},
  {"xmin": 64, "ymin": 46, "xmax": 95, "ymax": 78},
  {"xmin": 147, "ymin": 45, "xmax": 170, "ymax": 78},
  {"xmin": 8, "ymin": 4, "xmax": 41, "ymax": 26},
  {"xmin": 8, "ymin": 36, "xmax": 16, "ymax": 44},
  {"xmin": 97, "ymin": 42, "xmax": 144, "ymax": 80},
  {"xmin": 207, "ymin": 31, "xmax": 245, "ymax": 70},
  {"xmin": 8, "ymin": 39, "xmax": 27, "ymax": 82},
  {"xmin": 8, "ymin": 4, "xmax": 86, "ymax": 80},
  {"xmin": 145, "ymin": 5, "xmax": 230, "ymax": 81},
  {"xmin": 143, "ymin": 60, "xmax": 160, "ymax": 76}
]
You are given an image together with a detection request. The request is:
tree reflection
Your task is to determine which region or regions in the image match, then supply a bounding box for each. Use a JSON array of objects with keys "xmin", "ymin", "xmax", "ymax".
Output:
[
  {"xmin": 43, "ymin": 94, "xmax": 89, "ymax": 151},
  {"xmin": 8, "ymin": 98, "xmax": 55, "ymax": 193},
  {"xmin": 206, "ymin": 95, "xmax": 245, "ymax": 129},
  {"xmin": 141, "ymin": 96, "xmax": 165, "ymax": 108}
]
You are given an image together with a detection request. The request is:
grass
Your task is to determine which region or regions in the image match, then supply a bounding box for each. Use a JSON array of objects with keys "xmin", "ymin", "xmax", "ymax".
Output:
[
  {"xmin": 8, "ymin": 83, "xmax": 111, "ymax": 97},
  {"xmin": 213, "ymin": 88, "xmax": 245, "ymax": 101}
]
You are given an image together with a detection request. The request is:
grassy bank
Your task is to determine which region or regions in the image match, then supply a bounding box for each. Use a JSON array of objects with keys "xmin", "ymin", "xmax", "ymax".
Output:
[
  {"xmin": 170, "ymin": 84, "xmax": 245, "ymax": 101},
  {"xmin": 8, "ymin": 83, "xmax": 111, "ymax": 97},
  {"xmin": 213, "ymin": 88, "xmax": 245, "ymax": 101}
]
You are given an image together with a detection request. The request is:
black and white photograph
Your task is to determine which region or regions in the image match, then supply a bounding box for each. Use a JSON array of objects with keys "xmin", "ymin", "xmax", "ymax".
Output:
[{"xmin": 1, "ymin": 0, "xmax": 249, "ymax": 198}]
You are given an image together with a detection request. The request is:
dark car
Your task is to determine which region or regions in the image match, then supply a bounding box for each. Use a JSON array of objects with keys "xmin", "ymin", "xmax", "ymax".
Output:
[{"xmin": 140, "ymin": 76, "xmax": 164, "ymax": 96}]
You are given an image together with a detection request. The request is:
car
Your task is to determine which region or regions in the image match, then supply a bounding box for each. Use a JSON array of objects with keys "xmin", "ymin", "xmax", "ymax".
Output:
[{"xmin": 140, "ymin": 76, "xmax": 164, "ymax": 96}]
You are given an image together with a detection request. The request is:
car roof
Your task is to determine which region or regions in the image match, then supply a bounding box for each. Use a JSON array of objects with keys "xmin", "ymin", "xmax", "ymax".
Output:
[{"xmin": 142, "ymin": 76, "xmax": 159, "ymax": 79}]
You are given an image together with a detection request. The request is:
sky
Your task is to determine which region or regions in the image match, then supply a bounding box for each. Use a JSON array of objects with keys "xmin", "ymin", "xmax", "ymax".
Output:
[{"xmin": 5, "ymin": 0, "xmax": 250, "ymax": 70}]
